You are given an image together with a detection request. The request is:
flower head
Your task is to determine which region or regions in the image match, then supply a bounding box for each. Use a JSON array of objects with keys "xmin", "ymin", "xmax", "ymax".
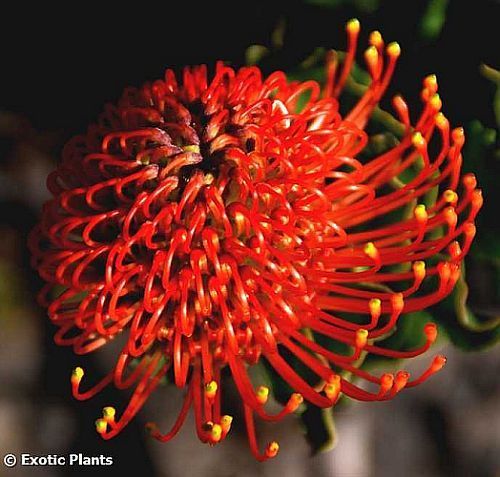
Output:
[{"xmin": 29, "ymin": 20, "xmax": 481, "ymax": 460}]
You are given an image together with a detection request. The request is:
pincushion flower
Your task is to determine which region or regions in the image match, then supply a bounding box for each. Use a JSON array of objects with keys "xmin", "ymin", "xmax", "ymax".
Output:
[{"xmin": 29, "ymin": 19, "xmax": 482, "ymax": 460}]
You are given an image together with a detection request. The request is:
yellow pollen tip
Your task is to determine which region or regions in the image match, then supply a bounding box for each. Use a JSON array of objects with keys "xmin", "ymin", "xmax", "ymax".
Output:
[
  {"xmin": 387, "ymin": 41, "xmax": 401, "ymax": 57},
  {"xmin": 435, "ymin": 112, "xmax": 448, "ymax": 129},
  {"xmin": 204, "ymin": 173, "xmax": 214, "ymax": 185},
  {"xmin": 210, "ymin": 424, "xmax": 222, "ymax": 442},
  {"xmin": 394, "ymin": 371, "xmax": 410, "ymax": 391},
  {"xmin": 369, "ymin": 298, "xmax": 381, "ymax": 316},
  {"xmin": 323, "ymin": 383, "xmax": 338, "ymax": 400},
  {"xmin": 256, "ymin": 385, "xmax": 270, "ymax": 405},
  {"xmin": 324, "ymin": 375, "xmax": 341, "ymax": 400},
  {"xmin": 355, "ymin": 328, "xmax": 369, "ymax": 348},
  {"xmin": 424, "ymin": 74, "xmax": 438, "ymax": 90},
  {"xmin": 448, "ymin": 241, "xmax": 462, "ymax": 258},
  {"xmin": 363, "ymin": 242, "xmax": 378, "ymax": 259},
  {"xmin": 464, "ymin": 223, "xmax": 476, "ymax": 237},
  {"xmin": 102, "ymin": 406, "xmax": 116, "ymax": 421},
  {"xmin": 391, "ymin": 293, "xmax": 404, "ymax": 313},
  {"xmin": 443, "ymin": 207, "xmax": 457, "ymax": 227},
  {"xmin": 452, "ymin": 127, "xmax": 465, "ymax": 145},
  {"xmin": 412, "ymin": 131, "xmax": 426, "ymax": 149},
  {"xmin": 463, "ymin": 173, "xmax": 477, "ymax": 189},
  {"xmin": 413, "ymin": 261, "xmax": 426, "ymax": 279},
  {"xmin": 205, "ymin": 380, "xmax": 218, "ymax": 398},
  {"xmin": 443, "ymin": 189, "xmax": 458, "ymax": 203},
  {"xmin": 266, "ymin": 441, "xmax": 280, "ymax": 458},
  {"xmin": 472, "ymin": 190, "xmax": 483, "ymax": 208},
  {"xmin": 95, "ymin": 418, "xmax": 107, "ymax": 435},
  {"xmin": 287, "ymin": 393, "xmax": 304, "ymax": 411},
  {"xmin": 220, "ymin": 415, "xmax": 233, "ymax": 432},
  {"xmin": 430, "ymin": 93, "xmax": 442, "ymax": 111},
  {"xmin": 72, "ymin": 367, "xmax": 84, "ymax": 382},
  {"xmin": 346, "ymin": 18, "xmax": 360, "ymax": 34},
  {"xmin": 183, "ymin": 144, "xmax": 200, "ymax": 153},
  {"xmin": 365, "ymin": 45, "xmax": 378, "ymax": 61},
  {"xmin": 414, "ymin": 204, "xmax": 427, "ymax": 221},
  {"xmin": 381, "ymin": 373, "xmax": 394, "ymax": 388},
  {"xmin": 438, "ymin": 261, "xmax": 451, "ymax": 281},
  {"xmin": 292, "ymin": 393, "xmax": 304, "ymax": 404},
  {"xmin": 369, "ymin": 30, "xmax": 383, "ymax": 48}
]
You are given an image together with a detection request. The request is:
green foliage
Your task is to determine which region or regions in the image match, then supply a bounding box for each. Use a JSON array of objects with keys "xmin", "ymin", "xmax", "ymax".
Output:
[
  {"xmin": 300, "ymin": 404, "xmax": 337, "ymax": 454},
  {"xmin": 430, "ymin": 267, "xmax": 500, "ymax": 350},
  {"xmin": 245, "ymin": 45, "xmax": 270, "ymax": 66},
  {"xmin": 419, "ymin": 0, "xmax": 449, "ymax": 41}
]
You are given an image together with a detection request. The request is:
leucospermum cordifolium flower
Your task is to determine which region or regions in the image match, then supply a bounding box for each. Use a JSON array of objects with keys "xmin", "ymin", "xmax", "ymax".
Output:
[{"xmin": 29, "ymin": 19, "xmax": 482, "ymax": 460}]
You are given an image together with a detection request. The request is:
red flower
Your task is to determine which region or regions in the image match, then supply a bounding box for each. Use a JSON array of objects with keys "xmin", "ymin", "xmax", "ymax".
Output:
[{"xmin": 29, "ymin": 19, "xmax": 482, "ymax": 460}]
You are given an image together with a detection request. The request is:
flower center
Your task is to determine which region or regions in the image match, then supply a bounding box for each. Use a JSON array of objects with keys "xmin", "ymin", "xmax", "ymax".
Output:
[{"xmin": 173, "ymin": 98, "xmax": 243, "ymax": 185}]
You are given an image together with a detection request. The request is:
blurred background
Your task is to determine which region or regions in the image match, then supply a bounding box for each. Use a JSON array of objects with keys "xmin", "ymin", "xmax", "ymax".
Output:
[{"xmin": 0, "ymin": 1, "xmax": 499, "ymax": 476}]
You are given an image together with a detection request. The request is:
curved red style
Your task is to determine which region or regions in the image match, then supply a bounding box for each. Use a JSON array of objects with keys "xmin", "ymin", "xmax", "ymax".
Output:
[{"xmin": 29, "ymin": 19, "xmax": 482, "ymax": 460}]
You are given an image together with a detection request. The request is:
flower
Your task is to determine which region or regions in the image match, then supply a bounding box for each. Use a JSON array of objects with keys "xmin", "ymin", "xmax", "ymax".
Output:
[{"xmin": 29, "ymin": 19, "xmax": 482, "ymax": 461}]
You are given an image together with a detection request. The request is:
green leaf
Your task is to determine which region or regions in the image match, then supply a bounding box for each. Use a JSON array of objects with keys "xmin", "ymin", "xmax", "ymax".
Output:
[
  {"xmin": 300, "ymin": 405, "xmax": 337, "ymax": 454},
  {"xmin": 429, "ymin": 259, "xmax": 500, "ymax": 350},
  {"xmin": 419, "ymin": 0, "xmax": 449, "ymax": 41},
  {"xmin": 480, "ymin": 64, "xmax": 500, "ymax": 128},
  {"xmin": 431, "ymin": 297, "xmax": 500, "ymax": 351},
  {"xmin": 271, "ymin": 17, "xmax": 286, "ymax": 49},
  {"xmin": 451, "ymin": 268, "xmax": 500, "ymax": 333},
  {"xmin": 245, "ymin": 45, "xmax": 270, "ymax": 66}
]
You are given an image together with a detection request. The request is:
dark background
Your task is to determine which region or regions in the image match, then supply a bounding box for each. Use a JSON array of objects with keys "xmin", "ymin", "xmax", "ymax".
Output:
[
  {"xmin": 0, "ymin": 1, "xmax": 498, "ymax": 476},
  {"xmin": 1, "ymin": 1, "xmax": 498, "ymax": 131}
]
